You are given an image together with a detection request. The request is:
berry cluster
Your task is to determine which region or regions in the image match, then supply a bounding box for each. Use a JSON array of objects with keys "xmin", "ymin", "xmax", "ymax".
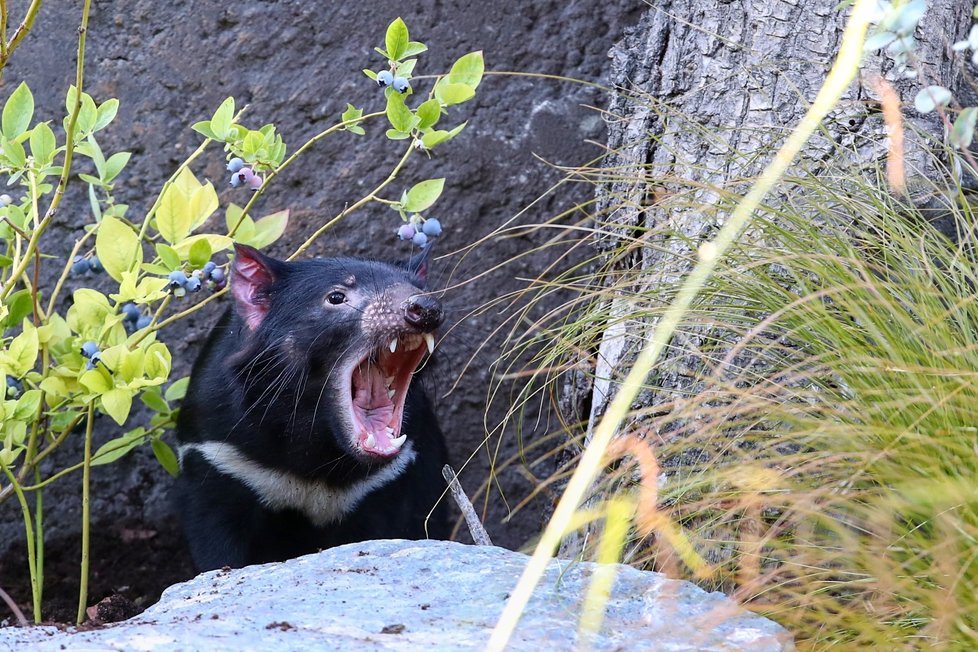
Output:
[
  {"xmin": 167, "ymin": 261, "xmax": 225, "ymax": 297},
  {"xmin": 376, "ymin": 70, "xmax": 410, "ymax": 94},
  {"xmin": 397, "ymin": 218, "xmax": 442, "ymax": 247},
  {"xmin": 71, "ymin": 255, "xmax": 103, "ymax": 275},
  {"xmin": 227, "ymin": 158, "xmax": 263, "ymax": 191},
  {"xmin": 120, "ymin": 302, "xmax": 152, "ymax": 331},
  {"xmin": 80, "ymin": 340, "xmax": 103, "ymax": 371}
]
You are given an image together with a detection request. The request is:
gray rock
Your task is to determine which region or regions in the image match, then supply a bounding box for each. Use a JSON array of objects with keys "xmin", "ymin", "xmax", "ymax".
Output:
[{"xmin": 0, "ymin": 540, "xmax": 793, "ymax": 651}]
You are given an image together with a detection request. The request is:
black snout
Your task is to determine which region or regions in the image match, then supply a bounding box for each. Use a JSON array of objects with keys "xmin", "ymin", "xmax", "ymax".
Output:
[{"xmin": 404, "ymin": 294, "xmax": 444, "ymax": 332}]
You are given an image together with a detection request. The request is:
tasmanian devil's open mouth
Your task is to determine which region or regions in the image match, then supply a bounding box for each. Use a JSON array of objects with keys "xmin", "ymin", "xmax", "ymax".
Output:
[{"xmin": 348, "ymin": 332, "xmax": 435, "ymax": 459}]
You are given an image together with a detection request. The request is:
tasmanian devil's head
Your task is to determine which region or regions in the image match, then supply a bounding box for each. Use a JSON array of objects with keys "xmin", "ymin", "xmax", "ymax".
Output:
[{"xmin": 228, "ymin": 243, "xmax": 442, "ymax": 465}]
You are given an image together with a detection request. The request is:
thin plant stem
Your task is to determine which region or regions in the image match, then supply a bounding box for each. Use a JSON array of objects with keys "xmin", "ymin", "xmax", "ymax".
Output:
[
  {"xmin": 289, "ymin": 144, "xmax": 413, "ymax": 260},
  {"xmin": 486, "ymin": 1, "xmax": 876, "ymax": 649},
  {"xmin": 76, "ymin": 400, "xmax": 94, "ymax": 625},
  {"xmin": 0, "ymin": 462, "xmax": 39, "ymax": 623}
]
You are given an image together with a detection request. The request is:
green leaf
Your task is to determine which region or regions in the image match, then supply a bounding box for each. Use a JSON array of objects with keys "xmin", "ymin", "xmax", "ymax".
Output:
[
  {"xmin": 164, "ymin": 376, "xmax": 190, "ymax": 402},
  {"xmin": 435, "ymin": 82, "xmax": 476, "ymax": 106},
  {"xmin": 386, "ymin": 129, "xmax": 411, "ymax": 140},
  {"xmin": 94, "ymin": 98, "xmax": 120, "ymax": 132},
  {"xmin": 2, "ymin": 321, "xmax": 38, "ymax": 376},
  {"xmin": 140, "ymin": 386, "xmax": 169, "ymax": 413},
  {"xmin": 154, "ymin": 243, "xmax": 181, "ymax": 268},
  {"xmin": 172, "ymin": 233, "xmax": 233, "ymax": 259},
  {"xmin": 101, "ymin": 388, "xmax": 133, "ymax": 425},
  {"xmin": 447, "ymin": 51, "xmax": 484, "ymax": 89},
  {"xmin": 152, "ymin": 438, "xmax": 180, "ymax": 477},
  {"xmin": 103, "ymin": 151, "xmax": 131, "ymax": 183},
  {"xmin": 245, "ymin": 209, "xmax": 290, "ymax": 249},
  {"xmin": 29, "ymin": 122, "xmax": 56, "ymax": 166},
  {"xmin": 395, "ymin": 59, "xmax": 417, "ymax": 77},
  {"xmin": 2, "ymin": 139, "xmax": 25, "ymax": 168},
  {"xmin": 77, "ymin": 93, "xmax": 98, "ymax": 134},
  {"xmin": 385, "ymin": 17, "xmax": 409, "ymax": 61},
  {"xmin": 373, "ymin": 47, "xmax": 390, "ymax": 59},
  {"xmin": 914, "ymin": 85, "xmax": 952, "ymax": 113},
  {"xmin": 363, "ymin": 69, "xmax": 378, "ymax": 82},
  {"xmin": 416, "ymin": 99, "xmax": 442, "ymax": 130},
  {"xmin": 1, "ymin": 290, "xmax": 34, "ymax": 329},
  {"xmin": 88, "ymin": 183, "xmax": 102, "ymax": 221},
  {"xmin": 191, "ymin": 121, "xmax": 217, "ymax": 140},
  {"xmin": 386, "ymin": 93, "xmax": 416, "ymax": 133},
  {"xmin": 96, "ymin": 215, "xmax": 143, "ymax": 282},
  {"xmin": 91, "ymin": 430, "xmax": 144, "ymax": 466},
  {"xmin": 210, "ymin": 97, "xmax": 235, "ymax": 140},
  {"xmin": 2, "ymin": 82, "xmax": 34, "ymax": 140},
  {"xmin": 402, "ymin": 178, "xmax": 445, "ymax": 213},
  {"xmin": 188, "ymin": 237, "xmax": 212, "ymax": 267},
  {"xmin": 342, "ymin": 103, "xmax": 365, "ymax": 134},
  {"xmin": 950, "ymin": 107, "xmax": 978, "ymax": 149},
  {"xmin": 402, "ymin": 41, "xmax": 428, "ymax": 57}
]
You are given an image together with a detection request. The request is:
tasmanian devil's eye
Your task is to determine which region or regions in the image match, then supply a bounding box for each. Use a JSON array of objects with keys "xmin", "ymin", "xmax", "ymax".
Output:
[{"xmin": 326, "ymin": 291, "xmax": 346, "ymax": 305}]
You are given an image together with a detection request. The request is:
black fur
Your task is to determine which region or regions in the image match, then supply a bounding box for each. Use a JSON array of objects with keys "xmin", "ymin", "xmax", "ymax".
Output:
[{"xmin": 174, "ymin": 248, "xmax": 449, "ymax": 570}]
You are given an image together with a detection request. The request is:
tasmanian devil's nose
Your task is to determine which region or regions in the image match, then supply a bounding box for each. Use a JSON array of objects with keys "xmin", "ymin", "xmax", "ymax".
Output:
[{"xmin": 403, "ymin": 294, "xmax": 444, "ymax": 332}]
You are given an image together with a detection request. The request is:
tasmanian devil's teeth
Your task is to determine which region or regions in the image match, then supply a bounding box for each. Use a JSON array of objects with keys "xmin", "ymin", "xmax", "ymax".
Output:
[
  {"xmin": 390, "ymin": 433, "xmax": 407, "ymax": 448},
  {"xmin": 424, "ymin": 333, "xmax": 435, "ymax": 354},
  {"xmin": 389, "ymin": 338, "xmax": 398, "ymax": 353},
  {"xmin": 364, "ymin": 432, "xmax": 376, "ymax": 449},
  {"xmin": 385, "ymin": 426, "xmax": 394, "ymax": 435},
  {"xmin": 387, "ymin": 388, "xmax": 395, "ymax": 399}
]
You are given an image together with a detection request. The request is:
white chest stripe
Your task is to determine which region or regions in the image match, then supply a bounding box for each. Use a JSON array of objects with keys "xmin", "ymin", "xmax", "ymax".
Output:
[{"xmin": 178, "ymin": 441, "xmax": 417, "ymax": 527}]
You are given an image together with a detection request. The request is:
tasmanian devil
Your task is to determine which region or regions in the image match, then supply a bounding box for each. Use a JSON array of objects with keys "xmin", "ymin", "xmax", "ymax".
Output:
[{"xmin": 173, "ymin": 243, "xmax": 449, "ymax": 570}]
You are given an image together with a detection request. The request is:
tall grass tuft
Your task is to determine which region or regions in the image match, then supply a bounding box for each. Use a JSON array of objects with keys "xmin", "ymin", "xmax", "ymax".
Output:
[{"xmin": 486, "ymin": 129, "xmax": 978, "ymax": 647}]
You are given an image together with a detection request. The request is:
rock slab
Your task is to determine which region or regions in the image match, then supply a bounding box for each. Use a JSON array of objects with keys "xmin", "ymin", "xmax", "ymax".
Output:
[{"xmin": 0, "ymin": 539, "xmax": 793, "ymax": 651}]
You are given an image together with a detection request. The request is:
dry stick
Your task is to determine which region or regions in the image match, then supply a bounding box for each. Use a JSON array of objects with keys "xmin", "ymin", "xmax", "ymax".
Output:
[
  {"xmin": 0, "ymin": 584, "xmax": 27, "ymax": 627},
  {"xmin": 442, "ymin": 464, "xmax": 493, "ymax": 546},
  {"xmin": 486, "ymin": 1, "xmax": 876, "ymax": 649}
]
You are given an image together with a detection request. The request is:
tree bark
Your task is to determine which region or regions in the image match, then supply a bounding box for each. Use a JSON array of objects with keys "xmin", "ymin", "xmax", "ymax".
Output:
[{"xmin": 560, "ymin": 0, "xmax": 974, "ymax": 556}]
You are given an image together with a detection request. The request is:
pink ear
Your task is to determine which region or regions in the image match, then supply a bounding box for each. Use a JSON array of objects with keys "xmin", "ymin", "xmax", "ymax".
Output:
[{"xmin": 231, "ymin": 244, "xmax": 277, "ymax": 330}]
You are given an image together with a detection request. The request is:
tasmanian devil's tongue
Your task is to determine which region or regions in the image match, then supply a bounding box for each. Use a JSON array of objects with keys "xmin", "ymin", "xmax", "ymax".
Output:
[{"xmin": 352, "ymin": 362, "xmax": 397, "ymax": 452}]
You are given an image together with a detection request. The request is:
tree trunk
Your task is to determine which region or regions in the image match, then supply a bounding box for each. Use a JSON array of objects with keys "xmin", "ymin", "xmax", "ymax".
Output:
[{"xmin": 560, "ymin": 0, "xmax": 973, "ymax": 555}]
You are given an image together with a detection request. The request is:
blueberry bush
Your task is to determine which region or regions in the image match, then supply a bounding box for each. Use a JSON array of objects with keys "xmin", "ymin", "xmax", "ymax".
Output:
[{"xmin": 0, "ymin": 10, "xmax": 481, "ymax": 624}]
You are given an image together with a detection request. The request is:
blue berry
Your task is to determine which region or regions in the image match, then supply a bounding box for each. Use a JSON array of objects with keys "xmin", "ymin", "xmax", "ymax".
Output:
[
  {"xmin": 6, "ymin": 376, "xmax": 23, "ymax": 398},
  {"xmin": 136, "ymin": 315, "xmax": 152, "ymax": 330},
  {"xmin": 0, "ymin": 194, "xmax": 12, "ymax": 207},
  {"xmin": 421, "ymin": 218, "xmax": 442, "ymax": 237},
  {"xmin": 168, "ymin": 270, "xmax": 189, "ymax": 292},
  {"xmin": 398, "ymin": 224, "xmax": 416, "ymax": 241},
  {"xmin": 121, "ymin": 303, "xmax": 140, "ymax": 321},
  {"xmin": 411, "ymin": 231, "xmax": 429, "ymax": 246},
  {"xmin": 88, "ymin": 256, "xmax": 103, "ymax": 273},
  {"xmin": 203, "ymin": 261, "xmax": 217, "ymax": 275},
  {"xmin": 229, "ymin": 172, "xmax": 243, "ymax": 188},
  {"xmin": 246, "ymin": 174, "xmax": 263, "ymax": 191},
  {"xmin": 209, "ymin": 267, "xmax": 225, "ymax": 284},
  {"xmin": 71, "ymin": 255, "xmax": 90, "ymax": 275},
  {"xmin": 376, "ymin": 70, "xmax": 394, "ymax": 87},
  {"xmin": 392, "ymin": 77, "xmax": 410, "ymax": 93},
  {"xmin": 86, "ymin": 352, "xmax": 101, "ymax": 371},
  {"xmin": 185, "ymin": 275, "xmax": 202, "ymax": 292},
  {"xmin": 81, "ymin": 341, "xmax": 100, "ymax": 359},
  {"xmin": 227, "ymin": 157, "xmax": 245, "ymax": 173}
]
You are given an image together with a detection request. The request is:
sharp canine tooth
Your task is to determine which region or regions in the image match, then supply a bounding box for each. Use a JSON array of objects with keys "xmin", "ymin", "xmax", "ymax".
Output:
[
  {"xmin": 424, "ymin": 333, "xmax": 435, "ymax": 354},
  {"xmin": 390, "ymin": 434, "xmax": 407, "ymax": 448},
  {"xmin": 389, "ymin": 339, "xmax": 398, "ymax": 353},
  {"xmin": 364, "ymin": 432, "xmax": 376, "ymax": 448},
  {"xmin": 385, "ymin": 427, "xmax": 394, "ymax": 435},
  {"xmin": 387, "ymin": 388, "xmax": 395, "ymax": 399}
]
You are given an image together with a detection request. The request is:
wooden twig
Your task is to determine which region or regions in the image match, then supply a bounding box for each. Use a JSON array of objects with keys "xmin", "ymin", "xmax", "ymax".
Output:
[
  {"xmin": 442, "ymin": 464, "xmax": 493, "ymax": 546},
  {"xmin": 0, "ymin": 584, "xmax": 28, "ymax": 627}
]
